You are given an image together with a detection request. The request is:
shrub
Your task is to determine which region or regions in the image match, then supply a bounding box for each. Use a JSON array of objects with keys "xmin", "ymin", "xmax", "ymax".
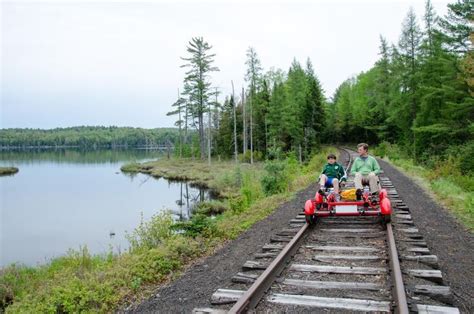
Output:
[
  {"xmin": 261, "ymin": 160, "xmax": 289, "ymax": 196},
  {"xmin": 240, "ymin": 171, "xmax": 262, "ymax": 208},
  {"xmin": 238, "ymin": 151, "xmax": 264, "ymax": 163},
  {"xmin": 266, "ymin": 146, "xmax": 283, "ymax": 160},
  {"xmin": 194, "ymin": 200, "xmax": 229, "ymax": 215},
  {"xmin": 171, "ymin": 214, "xmax": 217, "ymax": 238},
  {"xmin": 458, "ymin": 141, "xmax": 474, "ymax": 175},
  {"xmin": 126, "ymin": 212, "xmax": 174, "ymax": 252},
  {"xmin": 228, "ymin": 196, "xmax": 245, "ymax": 214}
]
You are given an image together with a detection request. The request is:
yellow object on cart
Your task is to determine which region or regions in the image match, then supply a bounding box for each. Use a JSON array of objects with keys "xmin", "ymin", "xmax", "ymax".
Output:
[{"xmin": 340, "ymin": 188, "xmax": 357, "ymax": 201}]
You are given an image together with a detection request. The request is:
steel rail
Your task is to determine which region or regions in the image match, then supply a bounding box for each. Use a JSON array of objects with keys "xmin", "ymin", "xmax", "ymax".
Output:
[
  {"xmin": 228, "ymin": 223, "xmax": 308, "ymax": 313},
  {"xmin": 344, "ymin": 146, "xmax": 409, "ymax": 313},
  {"xmin": 387, "ymin": 222, "xmax": 409, "ymax": 313},
  {"xmin": 229, "ymin": 148, "xmax": 353, "ymax": 313}
]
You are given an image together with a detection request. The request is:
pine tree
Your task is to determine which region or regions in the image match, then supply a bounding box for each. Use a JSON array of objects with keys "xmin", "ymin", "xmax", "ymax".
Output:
[
  {"xmin": 245, "ymin": 47, "xmax": 263, "ymax": 163},
  {"xmin": 181, "ymin": 37, "xmax": 219, "ymax": 161},
  {"xmin": 166, "ymin": 89, "xmax": 186, "ymax": 157},
  {"xmin": 267, "ymin": 82, "xmax": 288, "ymax": 150},
  {"xmin": 397, "ymin": 7, "xmax": 422, "ymax": 148},
  {"xmin": 439, "ymin": 0, "xmax": 473, "ymax": 54},
  {"xmin": 373, "ymin": 36, "xmax": 392, "ymax": 140},
  {"xmin": 304, "ymin": 58, "xmax": 325, "ymax": 157},
  {"xmin": 285, "ymin": 59, "xmax": 307, "ymax": 155}
]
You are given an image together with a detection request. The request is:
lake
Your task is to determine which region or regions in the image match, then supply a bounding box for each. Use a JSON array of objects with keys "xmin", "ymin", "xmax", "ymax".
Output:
[{"xmin": 0, "ymin": 148, "xmax": 214, "ymax": 267}]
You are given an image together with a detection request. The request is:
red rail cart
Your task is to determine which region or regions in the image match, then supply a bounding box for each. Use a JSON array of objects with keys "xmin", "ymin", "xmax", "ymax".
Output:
[{"xmin": 304, "ymin": 187, "xmax": 392, "ymax": 224}]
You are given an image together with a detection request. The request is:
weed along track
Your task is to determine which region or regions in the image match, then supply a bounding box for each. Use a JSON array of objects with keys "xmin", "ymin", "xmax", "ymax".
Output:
[{"xmin": 193, "ymin": 149, "xmax": 460, "ymax": 313}]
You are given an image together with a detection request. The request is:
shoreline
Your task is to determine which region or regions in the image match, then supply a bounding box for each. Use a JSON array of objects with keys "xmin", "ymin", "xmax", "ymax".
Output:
[{"xmin": 0, "ymin": 167, "xmax": 19, "ymax": 176}]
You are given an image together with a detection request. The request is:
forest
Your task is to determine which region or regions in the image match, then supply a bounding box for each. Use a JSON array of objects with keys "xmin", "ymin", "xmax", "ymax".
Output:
[
  {"xmin": 0, "ymin": 126, "xmax": 179, "ymax": 148},
  {"xmin": 168, "ymin": 0, "xmax": 472, "ymax": 174}
]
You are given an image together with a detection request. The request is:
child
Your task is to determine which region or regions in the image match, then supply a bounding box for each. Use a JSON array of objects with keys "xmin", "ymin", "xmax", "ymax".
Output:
[{"xmin": 317, "ymin": 153, "xmax": 347, "ymax": 200}]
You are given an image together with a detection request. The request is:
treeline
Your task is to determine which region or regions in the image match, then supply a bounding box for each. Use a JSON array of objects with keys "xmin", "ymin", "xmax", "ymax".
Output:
[
  {"xmin": 215, "ymin": 58, "xmax": 325, "ymax": 162},
  {"xmin": 169, "ymin": 43, "xmax": 325, "ymax": 163},
  {"xmin": 328, "ymin": 0, "xmax": 473, "ymax": 169},
  {"xmin": 169, "ymin": 0, "xmax": 472, "ymax": 174},
  {"xmin": 0, "ymin": 126, "xmax": 179, "ymax": 148}
]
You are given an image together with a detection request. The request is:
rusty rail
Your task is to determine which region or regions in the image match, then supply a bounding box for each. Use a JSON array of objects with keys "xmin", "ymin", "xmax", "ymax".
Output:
[
  {"xmin": 229, "ymin": 223, "xmax": 308, "ymax": 313},
  {"xmin": 387, "ymin": 222, "xmax": 409, "ymax": 313}
]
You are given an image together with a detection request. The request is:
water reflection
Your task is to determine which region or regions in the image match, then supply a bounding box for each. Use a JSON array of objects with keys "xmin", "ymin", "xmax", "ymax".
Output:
[
  {"xmin": 0, "ymin": 148, "xmax": 216, "ymax": 267},
  {"xmin": 0, "ymin": 147, "xmax": 165, "ymax": 165},
  {"xmin": 172, "ymin": 181, "xmax": 215, "ymax": 221}
]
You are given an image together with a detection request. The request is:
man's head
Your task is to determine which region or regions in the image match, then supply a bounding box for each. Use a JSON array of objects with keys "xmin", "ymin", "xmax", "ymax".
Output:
[
  {"xmin": 327, "ymin": 153, "xmax": 337, "ymax": 164},
  {"xmin": 357, "ymin": 143, "xmax": 369, "ymax": 157}
]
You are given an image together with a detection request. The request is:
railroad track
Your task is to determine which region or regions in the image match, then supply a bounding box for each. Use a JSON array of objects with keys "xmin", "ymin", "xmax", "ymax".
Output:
[{"xmin": 194, "ymin": 148, "xmax": 460, "ymax": 313}]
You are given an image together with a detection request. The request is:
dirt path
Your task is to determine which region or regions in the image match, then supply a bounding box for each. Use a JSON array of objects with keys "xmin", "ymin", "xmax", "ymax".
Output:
[{"xmin": 130, "ymin": 157, "xmax": 473, "ymax": 313}]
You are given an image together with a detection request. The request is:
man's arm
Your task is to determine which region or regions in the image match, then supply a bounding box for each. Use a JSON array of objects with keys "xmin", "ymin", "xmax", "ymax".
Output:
[
  {"xmin": 371, "ymin": 157, "xmax": 381, "ymax": 175},
  {"xmin": 350, "ymin": 158, "xmax": 359, "ymax": 175}
]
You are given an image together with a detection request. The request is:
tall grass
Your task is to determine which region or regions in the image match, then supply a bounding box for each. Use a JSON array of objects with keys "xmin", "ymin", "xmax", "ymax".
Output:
[{"xmin": 374, "ymin": 142, "xmax": 474, "ymax": 231}]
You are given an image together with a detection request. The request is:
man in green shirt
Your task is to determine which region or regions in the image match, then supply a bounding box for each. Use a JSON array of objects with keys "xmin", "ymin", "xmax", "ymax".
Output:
[
  {"xmin": 350, "ymin": 143, "xmax": 381, "ymax": 194},
  {"xmin": 318, "ymin": 153, "xmax": 347, "ymax": 197}
]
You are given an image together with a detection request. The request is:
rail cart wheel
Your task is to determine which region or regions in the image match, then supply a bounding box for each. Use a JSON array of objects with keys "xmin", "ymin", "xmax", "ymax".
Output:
[
  {"xmin": 306, "ymin": 214, "xmax": 317, "ymax": 225},
  {"xmin": 382, "ymin": 214, "xmax": 391, "ymax": 224}
]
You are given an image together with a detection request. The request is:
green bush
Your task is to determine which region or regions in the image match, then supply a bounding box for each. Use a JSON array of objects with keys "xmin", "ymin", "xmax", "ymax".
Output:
[
  {"xmin": 458, "ymin": 141, "xmax": 474, "ymax": 175},
  {"xmin": 126, "ymin": 212, "xmax": 174, "ymax": 252},
  {"xmin": 456, "ymin": 175, "xmax": 474, "ymax": 191},
  {"xmin": 171, "ymin": 214, "xmax": 217, "ymax": 238},
  {"xmin": 266, "ymin": 146, "xmax": 283, "ymax": 160},
  {"xmin": 240, "ymin": 171, "xmax": 262, "ymax": 208},
  {"xmin": 261, "ymin": 160, "xmax": 289, "ymax": 196},
  {"xmin": 238, "ymin": 151, "xmax": 264, "ymax": 163},
  {"xmin": 229, "ymin": 196, "xmax": 245, "ymax": 214},
  {"xmin": 194, "ymin": 200, "xmax": 229, "ymax": 215}
]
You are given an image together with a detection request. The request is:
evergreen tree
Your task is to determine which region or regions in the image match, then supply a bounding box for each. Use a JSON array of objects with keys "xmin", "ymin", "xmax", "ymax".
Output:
[
  {"xmin": 373, "ymin": 36, "xmax": 392, "ymax": 140},
  {"xmin": 397, "ymin": 7, "xmax": 423, "ymax": 147},
  {"xmin": 245, "ymin": 47, "xmax": 263, "ymax": 163},
  {"xmin": 181, "ymin": 37, "xmax": 219, "ymax": 161},
  {"xmin": 166, "ymin": 90, "xmax": 186, "ymax": 157},
  {"xmin": 285, "ymin": 59, "xmax": 307, "ymax": 157},
  {"xmin": 439, "ymin": 0, "xmax": 473, "ymax": 54},
  {"xmin": 303, "ymin": 58, "xmax": 325, "ymax": 157}
]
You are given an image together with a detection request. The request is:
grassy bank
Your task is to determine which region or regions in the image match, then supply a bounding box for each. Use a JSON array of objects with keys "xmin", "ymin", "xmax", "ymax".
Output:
[
  {"xmin": 0, "ymin": 167, "xmax": 19, "ymax": 176},
  {"xmin": 373, "ymin": 143, "xmax": 473, "ymax": 231},
  {"xmin": 121, "ymin": 159, "xmax": 256, "ymax": 198},
  {"xmin": 1, "ymin": 148, "xmax": 332, "ymax": 312}
]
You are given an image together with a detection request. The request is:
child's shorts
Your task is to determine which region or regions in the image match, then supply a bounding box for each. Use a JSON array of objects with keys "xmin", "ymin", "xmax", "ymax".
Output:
[{"xmin": 325, "ymin": 177, "xmax": 336, "ymax": 187}]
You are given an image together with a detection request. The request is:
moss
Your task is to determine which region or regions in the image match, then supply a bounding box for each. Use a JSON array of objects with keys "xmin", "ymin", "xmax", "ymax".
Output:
[{"xmin": 0, "ymin": 167, "xmax": 19, "ymax": 176}]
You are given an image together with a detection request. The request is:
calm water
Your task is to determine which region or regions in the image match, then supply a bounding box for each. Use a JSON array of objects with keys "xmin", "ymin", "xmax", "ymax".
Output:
[{"xmin": 0, "ymin": 149, "xmax": 213, "ymax": 267}]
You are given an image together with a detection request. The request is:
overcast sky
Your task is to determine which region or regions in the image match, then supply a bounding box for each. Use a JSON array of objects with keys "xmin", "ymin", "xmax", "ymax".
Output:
[{"xmin": 1, "ymin": 0, "xmax": 451, "ymax": 129}]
